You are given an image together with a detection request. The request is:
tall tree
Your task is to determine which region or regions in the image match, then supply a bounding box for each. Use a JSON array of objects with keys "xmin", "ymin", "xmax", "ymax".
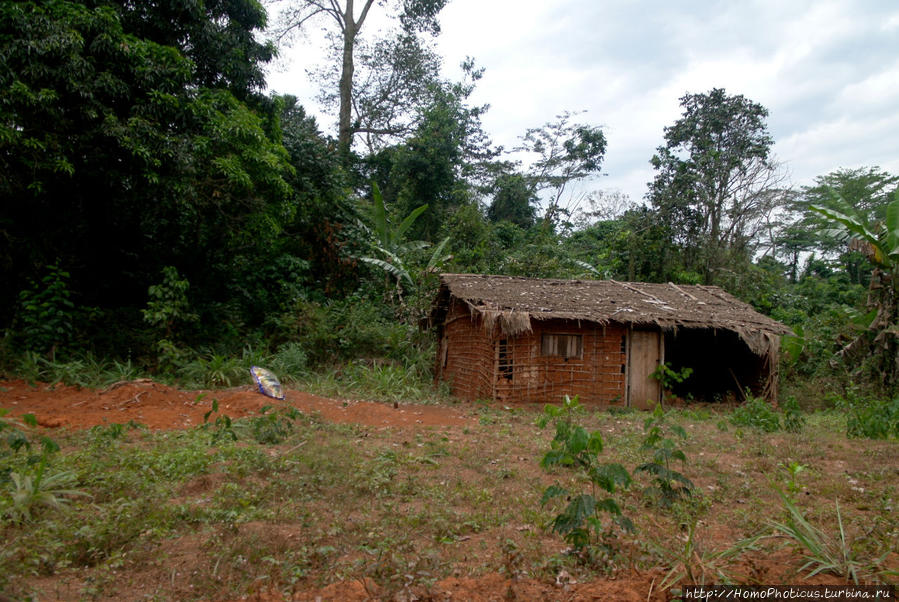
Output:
[
  {"xmin": 115, "ymin": 0, "xmax": 275, "ymax": 101},
  {"xmin": 487, "ymin": 173, "xmax": 537, "ymax": 228},
  {"xmin": 647, "ymin": 88, "xmax": 783, "ymax": 284},
  {"xmin": 271, "ymin": 0, "xmax": 447, "ymax": 159},
  {"xmin": 0, "ymin": 0, "xmax": 291, "ymax": 345},
  {"xmin": 313, "ymin": 31, "xmax": 443, "ymax": 153},
  {"xmin": 517, "ymin": 112, "xmax": 607, "ymax": 229},
  {"xmin": 366, "ymin": 66, "xmax": 499, "ymax": 242}
]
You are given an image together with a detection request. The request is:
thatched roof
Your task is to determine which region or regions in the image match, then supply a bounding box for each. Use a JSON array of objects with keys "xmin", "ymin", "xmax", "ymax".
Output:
[{"xmin": 435, "ymin": 274, "xmax": 790, "ymax": 357}]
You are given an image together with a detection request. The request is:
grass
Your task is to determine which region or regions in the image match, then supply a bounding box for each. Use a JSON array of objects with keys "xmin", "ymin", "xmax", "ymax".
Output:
[
  {"xmin": 8, "ymin": 350, "xmax": 452, "ymax": 407},
  {"xmin": 768, "ymin": 491, "xmax": 879, "ymax": 584},
  {"xmin": 0, "ymin": 399, "xmax": 897, "ymax": 599}
]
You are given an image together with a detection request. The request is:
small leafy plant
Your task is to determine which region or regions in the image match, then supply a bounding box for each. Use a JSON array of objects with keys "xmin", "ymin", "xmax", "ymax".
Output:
[
  {"xmin": 651, "ymin": 362, "xmax": 693, "ymax": 399},
  {"xmin": 780, "ymin": 461, "xmax": 808, "ymax": 499},
  {"xmin": 202, "ymin": 399, "xmax": 237, "ymax": 444},
  {"xmin": 17, "ymin": 263, "xmax": 77, "ymax": 357},
  {"xmin": 537, "ymin": 395, "xmax": 633, "ymax": 554},
  {"xmin": 7, "ymin": 463, "xmax": 88, "ymax": 524},
  {"xmin": 730, "ymin": 394, "xmax": 781, "ymax": 432},
  {"xmin": 2, "ymin": 413, "xmax": 88, "ymax": 523},
  {"xmin": 635, "ymin": 403, "xmax": 694, "ymax": 508},
  {"xmin": 242, "ymin": 405, "xmax": 302, "ymax": 444}
]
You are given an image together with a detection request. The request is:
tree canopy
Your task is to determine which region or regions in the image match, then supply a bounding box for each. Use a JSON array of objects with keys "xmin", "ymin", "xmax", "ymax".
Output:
[
  {"xmin": 647, "ymin": 88, "xmax": 782, "ymax": 284},
  {"xmin": 272, "ymin": 0, "xmax": 448, "ymax": 159}
]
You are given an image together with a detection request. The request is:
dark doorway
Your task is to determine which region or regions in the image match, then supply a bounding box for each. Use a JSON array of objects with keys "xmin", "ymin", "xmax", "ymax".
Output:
[{"xmin": 663, "ymin": 329, "xmax": 765, "ymax": 402}]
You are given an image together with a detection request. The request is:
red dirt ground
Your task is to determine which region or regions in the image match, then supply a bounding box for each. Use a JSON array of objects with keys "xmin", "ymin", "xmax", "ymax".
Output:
[
  {"xmin": 0, "ymin": 379, "xmax": 473, "ymax": 431},
  {"xmin": 0, "ymin": 380, "xmax": 861, "ymax": 601}
]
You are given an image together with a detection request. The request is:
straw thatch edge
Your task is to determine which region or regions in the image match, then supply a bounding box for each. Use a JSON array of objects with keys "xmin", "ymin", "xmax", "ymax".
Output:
[{"xmin": 437, "ymin": 274, "xmax": 789, "ymax": 359}]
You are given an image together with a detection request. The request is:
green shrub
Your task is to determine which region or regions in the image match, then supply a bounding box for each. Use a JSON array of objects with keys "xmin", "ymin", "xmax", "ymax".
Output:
[
  {"xmin": 16, "ymin": 263, "xmax": 76, "ymax": 357},
  {"xmin": 835, "ymin": 388, "xmax": 899, "ymax": 439},
  {"xmin": 270, "ymin": 342, "xmax": 308, "ymax": 380},
  {"xmin": 730, "ymin": 395, "xmax": 781, "ymax": 432},
  {"xmin": 179, "ymin": 352, "xmax": 245, "ymax": 388},
  {"xmin": 782, "ymin": 396, "xmax": 806, "ymax": 433},
  {"xmin": 276, "ymin": 297, "xmax": 413, "ymax": 367}
]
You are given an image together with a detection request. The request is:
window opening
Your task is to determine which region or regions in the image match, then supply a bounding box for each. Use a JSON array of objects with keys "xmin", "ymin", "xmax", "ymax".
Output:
[
  {"xmin": 498, "ymin": 339, "xmax": 513, "ymax": 379},
  {"xmin": 541, "ymin": 334, "xmax": 582, "ymax": 359}
]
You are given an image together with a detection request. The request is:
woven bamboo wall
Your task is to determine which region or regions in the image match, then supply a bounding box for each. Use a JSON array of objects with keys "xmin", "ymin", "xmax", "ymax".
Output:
[
  {"xmin": 438, "ymin": 304, "xmax": 628, "ymax": 405},
  {"xmin": 438, "ymin": 303, "xmax": 494, "ymax": 402},
  {"xmin": 494, "ymin": 319, "xmax": 627, "ymax": 405}
]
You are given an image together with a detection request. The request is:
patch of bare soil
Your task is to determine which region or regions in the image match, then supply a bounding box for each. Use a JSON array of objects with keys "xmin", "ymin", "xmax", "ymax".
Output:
[
  {"xmin": 0, "ymin": 379, "xmax": 473, "ymax": 431},
  {"xmin": 1, "ymin": 380, "xmax": 885, "ymax": 601},
  {"xmin": 286, "ymin": 572, "xmax": 668, "ymax": 601}
]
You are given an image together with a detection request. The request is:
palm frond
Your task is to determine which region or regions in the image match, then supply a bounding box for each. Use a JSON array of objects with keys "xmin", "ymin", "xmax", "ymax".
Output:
[
  {"xmin": 358, "ymin": 256, "xmax": 413, "ymax": 287},
  {"xmin": 425, "ymin": 236, "xmax": 452, "ymax": 272},
  {"xmin": 393, "ymin": 203, "xmax": 428, "ymax": 243}
]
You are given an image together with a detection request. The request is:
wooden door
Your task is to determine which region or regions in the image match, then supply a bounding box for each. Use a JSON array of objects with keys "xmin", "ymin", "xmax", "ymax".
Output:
[{"xmin": 628, "ymin": 329, "xmax": 661, "ymax": 409}]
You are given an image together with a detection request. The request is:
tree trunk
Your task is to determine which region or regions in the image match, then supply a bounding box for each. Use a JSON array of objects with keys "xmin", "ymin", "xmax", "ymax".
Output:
[{"xmin": 338, "ymin": 0, "xmax": 356, "ymax": 162}]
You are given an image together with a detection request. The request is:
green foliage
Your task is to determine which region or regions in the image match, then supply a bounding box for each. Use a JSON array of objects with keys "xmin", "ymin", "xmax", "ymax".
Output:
[
  {"xmin": 6, "ymin": 463, "xmax": 88, "ymax": 524},
  {"xmin": 834, "ymin": 388, "xmax": 899, "ymax": 439},
  {"xmin": 239, "ymin": 406, "xmax": 303, "ymax": 445},
  {"xmin": 143, "ymin": 267, "xmax": 196, "ymax": 337},
  {"xmin": 781, "ymin": 396, "xmax": 806, "ymax": 433},
  {"xmin": 11, "ymin": 352, "xmax": 144, "ymax": 389},
  {"xmin": 358, "ymin": 182, "xmax": 452, "ymax": 300},
  {"xmin": 730, "ymin": 394, "xmax": 781, "ymax": 432},
  {"xmin": 277, "ymin": 296, "xmax": 416, "ymax": 367},
  {"xmin": 648, "ymin": 88, "xmax": 775, "ymax": 284},
  {"xmin": 487, "ymin": 173, "xmax": 536, "ymax": 228},
  {"xmin": 651, "ymin": 362, "xmax": 693, "ymax": 396},
  {"xmin": 202, "ymin": 399, "xmax": 237, "ymax": 444},
  {"xmin": 269, "ymin": 342, "xmax": 308, "ymax": 381},
  {"xmin": 0, "ymin": 0, "xmax": 293, "ymax": 357},
  {"xmin": 180, "ymin": 352, "xmax": 245, "ymax": 388},
  {"xmin": 537, "ymin": 395, "xmax": 633, "ymax": 553},
  {"xmin": 635, "ymin": 404, "xmax": 694, "ymax": 508},
  {"xmin": 1, "ymin": 412, "xmax": 88, "ymax": 524},
  {"xmin": 794, "ymin": 167, "xmax": 899, "ymax": 283},
  {"xmin": 808, "ymin": 190, "xmax": 899, "ymax": 394},
  {"xmin": 779, "ymin": 461, "xmax": 807, "ymax": 498},
  {"xmin": 201, "ymin": 400, "xmax": 303, "ymax": 446},
  {"xmin": 16, "ymin": 263, "xmax": 76, "ymax": 356},
  {"xmin": 518, "ymin": 111, "xmax": 607, "ymax": 228},
  {"xmin": 768, "ymin": 492, "xmax": 866, "ymax": 584}
]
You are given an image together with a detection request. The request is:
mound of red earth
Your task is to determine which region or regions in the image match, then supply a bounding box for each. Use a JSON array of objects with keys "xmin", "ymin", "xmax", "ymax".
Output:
[{"xmin": 0, "ymin": 379, "xmax": 473, "ymax": 431}]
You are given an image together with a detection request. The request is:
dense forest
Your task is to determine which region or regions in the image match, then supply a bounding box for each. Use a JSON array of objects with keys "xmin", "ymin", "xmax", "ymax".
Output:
[{"xmin": 2, "ymin": 0, "xmax": 899, "ymax": 418}]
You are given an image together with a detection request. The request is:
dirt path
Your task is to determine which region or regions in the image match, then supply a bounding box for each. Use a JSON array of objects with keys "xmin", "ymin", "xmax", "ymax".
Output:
[{"xmin": 0, "ymin": 379, "xmax": 474, "ymax": 431}]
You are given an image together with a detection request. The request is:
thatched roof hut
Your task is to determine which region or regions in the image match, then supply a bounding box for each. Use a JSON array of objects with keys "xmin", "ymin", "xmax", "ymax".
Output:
[{"xmin": 432, "ymin": 274, "xmax": 790, "ymax": 407}]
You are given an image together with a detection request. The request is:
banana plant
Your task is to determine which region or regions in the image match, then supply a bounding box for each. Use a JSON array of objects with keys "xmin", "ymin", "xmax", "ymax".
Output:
[
  {"xmin": 366, "ymin": 181, "xmax": 428, "ymax": 255},
  {"xmin": 358, "ymin": 182, "xmax": 452, "ymax": 295},
  {"xmin": 810, "ymin": 189, "xmax": 899, "ymax": 391},
  {"xmin": 810, "ymin": 190, "xmax": 899, "ymax": 269}
]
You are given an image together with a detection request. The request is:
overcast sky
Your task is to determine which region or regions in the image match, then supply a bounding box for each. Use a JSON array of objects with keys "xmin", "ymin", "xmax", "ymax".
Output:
[{"xmin": 266, "ymin": 0, "xmax": 899, "ymax": 208}]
